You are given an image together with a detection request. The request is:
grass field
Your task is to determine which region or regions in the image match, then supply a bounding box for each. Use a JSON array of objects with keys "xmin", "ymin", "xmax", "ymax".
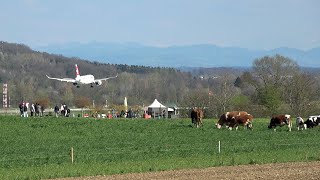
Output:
[{"xmin": 0, "ymin": 116, "xmax": 320, "ymax": 179}]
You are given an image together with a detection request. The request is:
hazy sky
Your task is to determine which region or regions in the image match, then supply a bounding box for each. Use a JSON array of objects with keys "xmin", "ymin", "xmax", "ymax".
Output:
[{"xmin": 1, "ymin": 0, "xmax": 319, "ymax": 50}]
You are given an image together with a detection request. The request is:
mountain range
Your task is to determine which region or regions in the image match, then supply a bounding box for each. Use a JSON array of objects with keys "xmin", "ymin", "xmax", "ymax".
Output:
[{"xmin": 34, "ymin": 42, "xmax": 320, "ymax": 67}]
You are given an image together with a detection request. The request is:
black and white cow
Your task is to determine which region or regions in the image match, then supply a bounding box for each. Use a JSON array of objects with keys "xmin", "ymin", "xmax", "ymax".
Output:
[{"xmin": 304, "ymin": 116, "xmax": 320, "ymax": 128}]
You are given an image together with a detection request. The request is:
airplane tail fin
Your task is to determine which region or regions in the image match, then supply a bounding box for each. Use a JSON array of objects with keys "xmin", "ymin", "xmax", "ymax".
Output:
[{"xmin": 75, "ymin": 64, "xmax": 80, "ymax": 78}]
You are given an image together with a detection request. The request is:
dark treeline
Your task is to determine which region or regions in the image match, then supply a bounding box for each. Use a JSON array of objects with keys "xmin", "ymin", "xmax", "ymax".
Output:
[{"xmin": 1, "ymin": 41, "xmax": 320, "ymax": 118}]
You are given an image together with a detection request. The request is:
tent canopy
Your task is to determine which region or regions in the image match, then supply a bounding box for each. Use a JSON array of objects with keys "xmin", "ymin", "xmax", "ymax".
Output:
[{"xmin": 148, "ymin": 99, "xmax": 166, "ymax": 108}]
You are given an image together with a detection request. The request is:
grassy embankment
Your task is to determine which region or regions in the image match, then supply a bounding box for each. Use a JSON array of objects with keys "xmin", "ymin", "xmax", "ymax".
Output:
[{"xmin": 0, "ymin": 116, "xmax": 320, "ymax": 179}]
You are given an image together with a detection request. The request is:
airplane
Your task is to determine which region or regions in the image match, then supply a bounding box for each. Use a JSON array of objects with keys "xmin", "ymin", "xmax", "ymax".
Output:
[{"xmin": 46, "ymin": 64, "xmax": 118, "ymax": 88}]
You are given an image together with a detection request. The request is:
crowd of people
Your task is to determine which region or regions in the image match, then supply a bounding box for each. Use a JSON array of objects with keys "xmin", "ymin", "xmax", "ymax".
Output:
[
  {"xmin": 18, "ymin": 101, "xmax": 71, "ymax": 118},
  {"xmin": 18, "ymin": 102, "xmax": 45, "ymax": 117},
  {"xmin": 55, "ymin": 103, "xmax": 71, "ymax": 117},
  {"xmin": 18, "ymin": 101, "xmax": 141, "ymax": 119}
]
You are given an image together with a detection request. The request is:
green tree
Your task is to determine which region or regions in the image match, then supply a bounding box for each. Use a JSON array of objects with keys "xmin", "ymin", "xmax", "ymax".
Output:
[
  {"xmin": 230, "ymin": 95, "xmax": 250, "ymax": 111},
  {"xmin": 258, "ymin": 86, "xmax": 282, "ymax": 114},
  {"xmin": 247, "ymin": 55, "xmax": 300, "ymax": 114}
]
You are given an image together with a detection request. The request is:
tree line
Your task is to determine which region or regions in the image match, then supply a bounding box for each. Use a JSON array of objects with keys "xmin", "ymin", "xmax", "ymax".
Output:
[{"xmin": 1, "ymin": 41, "xmax": 320, "ymax": 118}]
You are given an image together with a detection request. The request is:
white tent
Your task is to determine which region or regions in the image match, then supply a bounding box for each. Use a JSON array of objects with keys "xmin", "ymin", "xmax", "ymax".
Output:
[
  {"xmin": 147, "ymin": 99, "xmax": 168, "ymax": 118},
  {"xmin": 148, "ymin": 99, "xmax": 166, "ymax": 108}
]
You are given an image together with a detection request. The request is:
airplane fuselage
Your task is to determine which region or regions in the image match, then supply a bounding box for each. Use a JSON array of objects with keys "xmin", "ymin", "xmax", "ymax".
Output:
[{"xmin": 75, "ymin": 74, "xmax": 95, "ymax": 84}]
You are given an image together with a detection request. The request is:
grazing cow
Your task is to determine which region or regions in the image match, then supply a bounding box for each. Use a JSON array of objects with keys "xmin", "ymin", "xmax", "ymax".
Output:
[
  {"xmin": 191, "ymin": 108, "xmax": 204, "ymax": 128},
  {"xmin": 310, "ymin": 116, "xmax": 320, "ymax": 126},
  {"xmin": 216, "ymin": 113, "xmax": 228, "ymax": 129},
  {"xmin": 268, "ymin": 114, "xmax": 292, "ymax": 131},
  {"xmin": 229, "ymin": 113, "xmax": 254, "ymax": 130},
  {"xmin": 296, "ymin": 117, "xmax": 307, "ymax": 130},
  {"xmin": 216, "ymin": 111, "xmax": 249, "ymax": 129},
  {"xmin": 304, "ymin": 119, "xmax": 316, "ymax": 128},
  {"xmin": 304, "ymin": 116, "xmax": 320, "ymax": 128}
]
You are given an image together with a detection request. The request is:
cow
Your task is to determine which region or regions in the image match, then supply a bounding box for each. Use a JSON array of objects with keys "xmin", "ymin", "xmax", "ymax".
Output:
[
  {"xmin": 216, "ymin": 111, "xmax": 249, "ymax": 129},
  {"xmin": 304, "ymin": 116, "xmax": 320, "ymax": 128},
  {"xmin": 191, "ymin": 108, "xmax": 198, "ymax": 125},
  {"xmin": 191, "ymin": 108, "xmax": 204, "ymax": 128},
  {"xmin": 229, "ymin": 113, "xmax": 254, "ymax": 130},
  {"xmin": 296, "ymin": 117, "xmax": 307, "ymax": 130},
  {"xmin": 268, "ymin": 114, "xmax": 292, "ymax": 131}
]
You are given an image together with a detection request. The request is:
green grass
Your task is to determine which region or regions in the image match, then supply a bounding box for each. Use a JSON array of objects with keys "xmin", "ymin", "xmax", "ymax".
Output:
[{"xmin": 0, "ymin": 116, "xmax": 320, "ymax": 179}]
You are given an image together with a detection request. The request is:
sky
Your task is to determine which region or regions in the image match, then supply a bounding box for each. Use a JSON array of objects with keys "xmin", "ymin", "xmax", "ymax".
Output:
[{"xmin": 1, "ymin": 0, "xmax": 319, "ymax": 50}]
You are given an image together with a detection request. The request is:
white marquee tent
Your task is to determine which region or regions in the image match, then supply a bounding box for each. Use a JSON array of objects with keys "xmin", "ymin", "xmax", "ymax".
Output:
[
  {"xmin": 148, "ymin": 99, "xmax": 166, "ymax": 108},
  {"xmin": 147, "ymin": 99, "xmax": 174, "ymax": 118}
]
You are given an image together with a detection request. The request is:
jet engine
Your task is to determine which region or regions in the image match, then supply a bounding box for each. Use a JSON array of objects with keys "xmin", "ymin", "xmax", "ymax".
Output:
[
  {"xmin": 73, "ymin": 82, "xmax": 79, "ymax": 88},
  {"xmin": 95, "ymin": 80, "xmax": 102, "ymax": 86}
]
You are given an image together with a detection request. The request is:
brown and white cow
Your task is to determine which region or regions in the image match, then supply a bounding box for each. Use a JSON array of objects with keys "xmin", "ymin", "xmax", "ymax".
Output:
[
  {"xmin": 229, "ymin": 113, "xmax": 254, "ymax": 130},
  {"xmin": 268, "ymin": 114, "xmax": 292, "ymax": 131},
  {"xmin": 216, "ymin": 111, "xmax": 249, "ymax": 129}
]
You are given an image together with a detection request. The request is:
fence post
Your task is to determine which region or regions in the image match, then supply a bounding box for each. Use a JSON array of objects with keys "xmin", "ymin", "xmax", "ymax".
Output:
[
  {"xmin": 71, "ymin": 147, "xmax": 74, "ymax": 164},
  {"xmin": 218, "ymin": 141, "xmax": 221, "ymax": 154}
]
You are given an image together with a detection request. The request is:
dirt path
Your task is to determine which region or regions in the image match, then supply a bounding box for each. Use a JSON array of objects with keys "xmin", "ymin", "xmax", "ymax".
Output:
[{"xmin": 56, "ymin": 161, "xmax": 320, "ymax": 180}]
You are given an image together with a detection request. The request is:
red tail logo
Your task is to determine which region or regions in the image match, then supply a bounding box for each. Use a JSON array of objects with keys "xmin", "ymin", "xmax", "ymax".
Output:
[{"xmin": 75, "ymin": 64, "xmax": 80, "ymax": 77}]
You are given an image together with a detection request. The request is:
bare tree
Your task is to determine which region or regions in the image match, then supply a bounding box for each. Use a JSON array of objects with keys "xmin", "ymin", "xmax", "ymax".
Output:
[
  {"xmin": 252, "ymin": 54, "xmax": 299, "ymax": 88},
  {"xmin": 284, "ymin": 72, "xmax": 317, "ymax": 116},
  {"xmin": 74, "ymin": 96, "xmax": 91, "ymax": 108},
  {"xmin": 211, "ymin": 74, "xmax": 240, "ymax": 115}
]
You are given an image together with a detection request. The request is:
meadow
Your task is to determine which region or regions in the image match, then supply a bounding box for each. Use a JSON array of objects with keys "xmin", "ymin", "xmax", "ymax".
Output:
[{"xmin": 0, "ymin": 116, "xmax": 320, "ymax": 179}]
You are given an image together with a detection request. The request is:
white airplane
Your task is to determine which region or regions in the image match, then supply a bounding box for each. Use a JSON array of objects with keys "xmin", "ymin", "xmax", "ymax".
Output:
[{"xmin": 46, "ymin": 64, "xmax": 118, "ymax": 88}]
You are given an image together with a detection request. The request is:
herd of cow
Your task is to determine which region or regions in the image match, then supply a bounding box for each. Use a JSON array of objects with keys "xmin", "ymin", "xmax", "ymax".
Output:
[{"xmin": 191, "ymin": 108, "xmax": 320, "ymax": 131}]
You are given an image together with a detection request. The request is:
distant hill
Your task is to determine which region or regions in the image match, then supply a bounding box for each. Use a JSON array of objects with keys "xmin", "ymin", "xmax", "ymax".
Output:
[{"xmin": 34, "ymin": 42, "xmax": 320, "ymax": 67}]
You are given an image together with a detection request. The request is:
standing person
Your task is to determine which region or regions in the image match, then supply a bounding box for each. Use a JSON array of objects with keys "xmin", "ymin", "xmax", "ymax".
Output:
[
  {"xmin": 30, "ymin": 103, "xmax": 35, "ymax": 117},
  {"xmin": 63, "ymin": 104, "xmax": 68, "ymax": 117},
  {"xmin": 35, "ymin": 103, "xmax": 40, "ymax": 117},
  {"xmin": 40, "ymin": 105, "xmax": 45, "ymax": 117},
  {"xmin": 54, "ymin": 104, "xmax": 59, "ymax": 117},
  {"xmin": 60, "ymin": 104, "xmax": 65, "ymax": 116},
  {"xmin": 23, "ymin": 102, "xmax": 28, "ymax": 117},
  {"xmin": 19, "ymin": 101, "xmax": 24, "ymax": 117},
  {"xmin": 36, "ymin": 103, "xmax": 42, "ymax": 117}
]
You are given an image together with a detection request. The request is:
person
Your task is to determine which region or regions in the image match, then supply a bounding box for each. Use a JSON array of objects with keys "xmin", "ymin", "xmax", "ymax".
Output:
[
  {"xmin": 40, "ymin": 105, "xmax": 45, "ymax": 117},
  {"xmin": 23, "ymin": 102, "xmax": 28, "ymax": 117},
  {"xmin": 120, "ymin": 110, "xmax": 125, "ymax": 118},
  {"xmin": 66, "ymin": 108, "xmax": 70, "ymax": 117},
  {"xmin": 30, "ymin": 103, "xmax": 35, "ymax": 117},
  {"xmin": 60, "ymin": 104, "xmax": 65, "ymax": 116},
  {"xmin": 127, "ymin": 109, "xmax": 133, "ymax": 118},
  {"xmin": 19, "ymin": 101, "xmax": 24, "ymax": 117},
  {"xmin": 37, "ymin": 104, "xmax": 42, "ymax": 117},
  {"xmin": 63, "ymin": 104, "xmax": 68, "ymax": 117},
  {"xmin": 54, "ymin": 104, "xmax": 59, "ymax": 117},
  {"xmin": 35, "ymin": 103, "xmax": 40, "ymax": 117}
]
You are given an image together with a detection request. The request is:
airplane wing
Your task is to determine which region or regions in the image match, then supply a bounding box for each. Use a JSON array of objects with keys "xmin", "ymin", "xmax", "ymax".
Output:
[
  {"xmin": 95, "ymin": 73, "xmax": 118, "ymax": 82},
  {"xmin": 46, "ymin": 75, "xmax": 76, "ymax": 83}
]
